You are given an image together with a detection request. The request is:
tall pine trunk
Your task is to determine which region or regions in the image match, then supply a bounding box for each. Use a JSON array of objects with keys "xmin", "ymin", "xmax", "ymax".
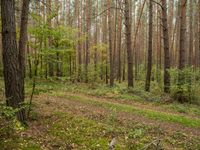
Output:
[
  {"xmin": 124, "ymin": 0, "xmax": 133, "ymax": 87},
  {"xmin": 178, "ymin": 0, "xmax": 187, "ymax": 102},
  {"xmin": 145, "ymin": 0, "xmax": 153, "ymax": 91},
  {"xmin": 161, "ymin": 0, "xmax": 171, "ymax": 93},
  {"xmin": 107, "ymin": 0, "xmax": 114, "ymax": 86}
]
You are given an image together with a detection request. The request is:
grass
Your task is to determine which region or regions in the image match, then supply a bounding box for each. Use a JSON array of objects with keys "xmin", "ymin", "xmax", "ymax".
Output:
[
  {"xmin": 27, "ymin": 80, "xmax": 200, "ymax": 116},
  {"xmin": 51, "ymin": 92, "xmax": 200, "ymax": 128},
  {"xmin": 0, "ymin": 134, "xmax": 40, "ymax": 150},
  {"xmin": 0, "ymin": 79, "xmax": 200, "ymax": 149},
  {"xmin": 47, "ymin": 112, "xmax": 124, "ymax": 149},
  {"xmin": 24, "ymin": 80, "xmax": 200, "ymax": 128},
  {"xmin": 35, "ymin": 111, "xmax": 200, "ymax": 150},
  {"xmin": 29, "ymin": 110, "xmax": 200, "ymax": 150}
]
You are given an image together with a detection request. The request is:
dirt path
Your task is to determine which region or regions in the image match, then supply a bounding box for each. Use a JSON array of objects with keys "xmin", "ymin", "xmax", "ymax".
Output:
[{"xmin": 33, "ymin": 93, "xmax": 200, "ymax": 137}]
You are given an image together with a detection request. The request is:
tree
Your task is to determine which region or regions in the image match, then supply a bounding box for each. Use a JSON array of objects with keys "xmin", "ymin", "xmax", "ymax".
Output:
[
  {"xmin": 188, "ymin": 0, "xmax": 193, "ymax": 66},
  {"xmin": 18, "ymin": 0, "xmax": 30, "ymax": 110},
  {"xmin": 1, "ymin": 0, "xmax": 25, "ymax": 122},
  {"xmin": 124, "ymin": 0, "xmax": 133, "ymax": 87},
  {"xmin": 161, "ymin": 0, "xmax": 171, "ymax": 93},
  {"xmin": 117, "ymin": 8, "xmax": 122, "ymax": 82},
  {"xmin": 178, "ymin": 0, "xmax": 187, "ymax": 102},
  {"xmin": 145, "ymin": 0, "xmax": 153, "ymax": 91},
  {"xmin": 47, "ymin": 0, "xmax": 54, "ymax": 77},
  {"xmin": 85, "ymin": 0, "xmax": 91, "ymax": 83},
  {"xmin": 108, "ymin": 0, "xmax": 114, "ymax": 86}
]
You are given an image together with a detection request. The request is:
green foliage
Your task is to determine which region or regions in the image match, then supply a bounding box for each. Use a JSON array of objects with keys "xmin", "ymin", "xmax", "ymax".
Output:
[
  {"xmin": 169, "ymin": 67, "xmax": 200, "ymax": 103},
  {"xmin": 28, "ymin": 12, "xmax": 86, "ymax": 78}
]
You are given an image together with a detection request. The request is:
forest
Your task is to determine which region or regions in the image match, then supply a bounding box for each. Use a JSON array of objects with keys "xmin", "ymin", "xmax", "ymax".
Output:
[{"xmin": 0, "ymin": 0, "xmax": 200, "ymax": 149}]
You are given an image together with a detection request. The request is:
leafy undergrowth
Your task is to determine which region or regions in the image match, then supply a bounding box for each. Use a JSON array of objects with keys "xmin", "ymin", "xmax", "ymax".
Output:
[
  {"xmin": 0, "ymin": 105, "xmax": 40, "ymax": 150},
  {"xmin": 2, "ymin": 108, "xmax": 199, "ymax": 150}
]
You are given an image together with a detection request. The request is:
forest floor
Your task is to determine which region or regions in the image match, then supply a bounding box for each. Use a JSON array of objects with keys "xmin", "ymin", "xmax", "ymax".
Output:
[{"xmin": 1, "ymin": 80, "xmax": 200, "ymax": 149}]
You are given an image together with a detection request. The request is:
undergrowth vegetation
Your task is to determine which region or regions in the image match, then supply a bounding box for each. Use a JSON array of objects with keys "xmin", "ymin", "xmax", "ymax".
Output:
[{"xmin": 0, "ymin": 79, "xmax": 200, "ymax": 149}]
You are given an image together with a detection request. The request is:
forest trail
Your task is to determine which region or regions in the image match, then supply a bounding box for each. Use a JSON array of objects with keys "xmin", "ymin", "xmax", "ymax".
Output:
[
  {"xmin": 34, "ymin": 92, "xmax": 200, "ymax": 137},
  {"xmin": 21, "ymin": 90, "xmax": 200, "ymax": 149}
]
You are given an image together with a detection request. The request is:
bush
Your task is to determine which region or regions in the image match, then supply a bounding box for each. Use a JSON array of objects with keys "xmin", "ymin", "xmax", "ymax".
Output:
[
  {"xmin": 170, "ymin": 68, "xmax": 200, "ymax": 103},
  {"xmin": 0, "ymin": 103, "xmax": 24, "ymax": 140}
]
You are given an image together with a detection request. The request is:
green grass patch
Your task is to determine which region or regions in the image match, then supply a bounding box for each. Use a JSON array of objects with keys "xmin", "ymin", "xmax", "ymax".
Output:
[{"xmin": 52, "ymin": 92, "xmax": 200, "ymax": 128}]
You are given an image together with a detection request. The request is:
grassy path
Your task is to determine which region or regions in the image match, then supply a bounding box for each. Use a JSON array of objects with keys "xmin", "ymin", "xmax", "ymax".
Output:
[
  {"xmin": 2, "ymin": 81, "xmax": 200, "ymax": 149},
  {"xmin": 18, "ymin": 90, "xmax": 200, "ymax": 149},
  {"xmin": 57, "ymin": 92, "xmax": 200, "ymax": 128}
]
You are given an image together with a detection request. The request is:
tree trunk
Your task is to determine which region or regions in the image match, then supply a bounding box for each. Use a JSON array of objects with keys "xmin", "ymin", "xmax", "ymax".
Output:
[
  {"xmin": 1, "ymin": 0, "xmax": 26, "ymax": 122},
  {"xmin": 145, "ymin": 0, "xmax": 153, "ymax": 92},
  {"xmin": 77, "ymin": 0, "xmax": 82, "ymax": 81},
  {"xmin": 94, "ymin": 1, "xmax": 98, "ymax": 81},
  {"xmin": 117, "ymin": 9, "xmax": 122, "ymax": 82},
  {"xmin": 107, "ymin": 0, "xmax": 114, "ymax": 86},
  {"xmin": 124, "ymin": 0, "xmax": 133, "ymax": 87},
  {"xmin": 85, "ymin": 0, "xmax": 91, "ymax": 83},
  {"xmin": 188, "ymin": 0, "xmax": 193, "ymax": 66},
  {"xmin": 18, "ymin": 0, "xmax": 30, "ymax": 106},
  {"xmin": 178, "ymin": 0, "xmax": 187, "ymax": 102},
  {"xmin": 161, "ymin": 0, "xmax": 171, "ymax": 93},
  {"xmin": 47, "ymin": 0, "xmax": 54, "ymax": 77}
]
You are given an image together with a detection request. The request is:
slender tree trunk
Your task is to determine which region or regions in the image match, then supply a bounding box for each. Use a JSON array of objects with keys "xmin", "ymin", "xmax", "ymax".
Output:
[
  {"xmin": 188, "ymin": 0, "xmax": 193, "ymax": 66},
  {"xmin": 85, "ymin": 0, "xmax": 91, "ymax": 83},
  {"xmin": 27, "ymin": 41, "xmax": 32, "ymax": 79},
  {"xmin": 145, "ymin": 0, "xmax": 153, "ymax": 91},
  {"xmin": 117, "ymin": 10, "xmax": 122, "ymax": 82},
  {"xmin": 47, "ymin": 0, "xmax": 54, "ymax": 77},
  {"xmin": 18, "ymin": 0, "xmax": 30, "ymax": 110},
  {"xmin": 123, "ymin": 47, "xmax": 126, "ymax": 81},
  {"xmin": 19, "ymin": 0, "xmax": 30, "ymax": 77},
  {"xmin": 161, "ymin": 0, "xmax": 171, "ymax": 93},
  {"xmin": 124, "ymin": 0, "xmax": 133, "ymax": 87},
  {"xmin": 113, "ymin": 0, "xmax": 118, "ymax": 80},
  {"xmin": 77, "ymin": 0, "xmax": 82, "ymax": 81},
  {"xmin": 94, "ymin": 1, "xmax": 98, "ymax": 81},
  {"xmin": 178, "ymin": 0, "xmax": 187, "ymax": 102},
  {"xmin": 107, "ymin": 0, "xmax": 114, "ymax": 86}
]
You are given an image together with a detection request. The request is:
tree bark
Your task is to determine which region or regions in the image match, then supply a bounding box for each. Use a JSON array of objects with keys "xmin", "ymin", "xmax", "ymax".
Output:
[
  {"xmin": 117, "ymin": 9, "xmax": 122, "ymax": 82},
  {"xmin": 18, "ymin": 0, "xmax": 30, "ymax": 103},
  {"xmin": 107, "ymin": 0, "xmax": 114, "ymax": 86},
  {"xmin": 124, "ymin": 0, "xmax": 133, "ymax": 87},
  {"xmin": 145, "ymin": 0, "xmax": 153, "ymax": 91},
  {"xmin": 47, "ymin": 0, "xmax": 54, "ymax": 77},
  {"xmin": 161, "ymin": 0, "xmax": 171, "ymax": 93},
  {"xmin": 85, "ymin": 0, "xmax": 91, "ymax": 83},
  {"xmin": 188, "ymin": 0, "xmax": 193, "ymax": 66},
  {"xmin": 1, "ymin": 0, "xmax": 26, "ymax": 122},
  {"xmin": 178, "ymin": 0, "xmax": 187, "ymax": 102}
]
